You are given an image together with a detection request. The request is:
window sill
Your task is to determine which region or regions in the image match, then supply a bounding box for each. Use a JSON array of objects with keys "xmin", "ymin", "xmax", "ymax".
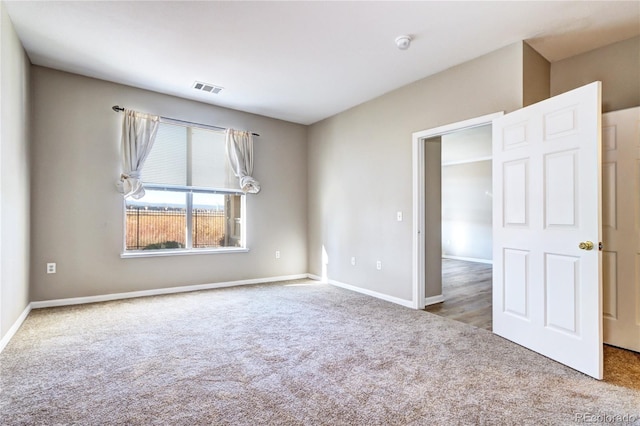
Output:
[{"xmin": 121, "ymin": 247, "xmax": 249, "ymax": 258}]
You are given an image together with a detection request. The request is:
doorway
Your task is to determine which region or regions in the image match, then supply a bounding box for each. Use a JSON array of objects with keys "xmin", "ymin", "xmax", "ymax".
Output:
[
  {"xmin": 424, "ymin": 124, "xmax": 494, "ymax": 329},
  {"xmin": 411, "ymin": 112, "xmax": 502, "ymax": 309}
]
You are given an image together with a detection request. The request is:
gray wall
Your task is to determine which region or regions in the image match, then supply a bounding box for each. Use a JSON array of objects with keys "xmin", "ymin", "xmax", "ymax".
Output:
[
  {"xmin": 442, "ymin": 161, "xmax": 492, "ymax": 261},
  {"xmin": 424, "ymin": 138, "xmax": 442, "ymax": 298},
  {"xmin": 30, "ymin": 67, "xmax": 308, "ymax": 301},
  {"xmin": 551, "ymin": 36, "xmax": 640, "ymax": 112},
  {"xmin": 307, "ymin": 42, "xmax": 527, "ymax": 301},
  {"xmin": 0, "ymin": 3, "xmax": 31, "ymax": 339}
]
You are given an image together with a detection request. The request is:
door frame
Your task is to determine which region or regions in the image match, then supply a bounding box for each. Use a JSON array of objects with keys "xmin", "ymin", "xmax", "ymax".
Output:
[{"xmin": 412, "ymin": 112, "xmax": 504, "ymax": 309}]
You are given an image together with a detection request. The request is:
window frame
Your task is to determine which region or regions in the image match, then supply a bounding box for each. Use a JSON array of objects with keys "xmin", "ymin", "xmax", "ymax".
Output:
[
  {"xmin": 121, "ymin": 121, "xmax": 249, "ymax": 258},
  {"xmin": 121, "ymin": 185, "xmax": 247, "ymax": 257}
]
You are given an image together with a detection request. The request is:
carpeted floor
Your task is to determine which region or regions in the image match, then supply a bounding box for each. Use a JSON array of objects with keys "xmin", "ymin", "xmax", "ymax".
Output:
[{"xmin": 1, "ymin": 280, "xmax": 639, "ymax": 425}]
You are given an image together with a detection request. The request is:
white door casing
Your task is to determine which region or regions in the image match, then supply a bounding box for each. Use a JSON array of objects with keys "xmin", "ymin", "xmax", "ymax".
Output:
[
  {"xmin": 602, "ymin": 107, "xmax": 640, "ymax": 352},
  {"xmin": 412, "ymin": 112, "xmax": 504, "ymax": 309},
  {"xmin": 492, "ymin": 82, "xmax": 603, "ymax": 379}
]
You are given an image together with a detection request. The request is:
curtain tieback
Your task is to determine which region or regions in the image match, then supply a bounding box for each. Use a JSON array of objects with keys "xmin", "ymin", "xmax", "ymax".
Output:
[
  {"xmin": 239, "ymin": 176, "xmax": 261, "ymax": 194},
  {"xmin": 121, "ymin": 172, "xmax": 141, "ymax": 181}
]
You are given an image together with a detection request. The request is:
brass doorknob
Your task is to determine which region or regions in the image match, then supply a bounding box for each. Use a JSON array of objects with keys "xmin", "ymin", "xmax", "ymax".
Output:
[{"xmin": 579, "ymin": 241, "xmax": 594, "ymax": 251}]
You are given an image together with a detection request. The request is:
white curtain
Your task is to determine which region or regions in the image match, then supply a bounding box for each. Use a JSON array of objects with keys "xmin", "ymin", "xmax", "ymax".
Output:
[
  {"xmin": 225, "ymin": 129, "xmax": 260, "ymax": 194},
  {"xmin": 118, "ymin": 109, "xmax": 160, "ymax": 199}
]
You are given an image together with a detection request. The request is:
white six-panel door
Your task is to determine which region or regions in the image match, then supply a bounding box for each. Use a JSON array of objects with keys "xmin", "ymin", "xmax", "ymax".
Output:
[
  {"xmin": 602, "ymin": 107, "xmax": 640, "ymax": 353},
  {"xmin": 492, "ymin": 82, "xmax": 603, "ymax": 379}
]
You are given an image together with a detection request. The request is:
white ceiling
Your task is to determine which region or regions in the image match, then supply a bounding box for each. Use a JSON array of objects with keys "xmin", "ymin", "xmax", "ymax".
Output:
[{"xmin": 4, "ymin": 1, "xmax": 639, "ymax": 125}]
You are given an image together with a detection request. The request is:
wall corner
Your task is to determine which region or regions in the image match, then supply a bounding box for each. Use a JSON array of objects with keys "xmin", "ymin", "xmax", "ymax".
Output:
[{"xmin": 523, "ymin": 42, "xmax": 551, "ymax": 107}]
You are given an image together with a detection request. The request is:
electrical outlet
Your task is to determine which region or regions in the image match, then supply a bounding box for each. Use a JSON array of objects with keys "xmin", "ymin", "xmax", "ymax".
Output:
[
  {"xmin": 376, "ymin": 260, "xmax": 382, "ymax": 270},
  {"xmin": 351, "ymin": 257, "xmax": 356, "ymax": 266},
  {"xmin": 47, "ymin": 263, "xmax": 56, "ymax": 274},
  {"xmin": 275, "ymin": 250, "xmax": 280, "ymax": 259}
]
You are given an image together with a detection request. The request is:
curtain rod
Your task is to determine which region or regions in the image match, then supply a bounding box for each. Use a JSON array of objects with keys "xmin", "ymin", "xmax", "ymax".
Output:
[{"xmin": 112, "ymin": 106, "xmax": 259, "ymax": 137}]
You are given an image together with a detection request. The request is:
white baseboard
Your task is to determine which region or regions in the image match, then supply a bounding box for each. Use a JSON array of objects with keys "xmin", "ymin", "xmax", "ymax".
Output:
[
  {"xmin": 306, "ymin": 274, "xmax": 416, "ymax": 309},
  {"xmin": 306, "ymin": 273, "xmax": 324, "ymax": 282},
  {"xmin": 30, "ymin": 274, "xmax": 309, "ymax": 309},
  {"xmin": 424, "ymin": 295, "xmax": 445, "ymax": 306},
  {"xmin": 0, "ymin": 303, "xmax": 32, "ymax": 353},
  {"xmin": 442, "ymin": 255, "xmax": 493, "ymax": 265},
  {"xmin": 324, "ymin": 278, "xmax": 414, "ymax": 309}
]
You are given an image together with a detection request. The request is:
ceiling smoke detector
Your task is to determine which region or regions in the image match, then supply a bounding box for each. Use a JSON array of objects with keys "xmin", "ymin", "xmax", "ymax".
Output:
[
  {"xmin": 193, "ymin": 81, "xmax": 223, "ymax": 94},
  {"xmin": 395, "ymin": 35, "xmax": 412, "ymax": 50}
]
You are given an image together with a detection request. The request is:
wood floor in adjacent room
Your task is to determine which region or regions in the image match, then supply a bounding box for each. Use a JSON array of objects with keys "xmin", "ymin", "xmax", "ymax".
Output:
[{"xmin": 425, "ymin": 258, "xmax": 492, "ymax": 330}]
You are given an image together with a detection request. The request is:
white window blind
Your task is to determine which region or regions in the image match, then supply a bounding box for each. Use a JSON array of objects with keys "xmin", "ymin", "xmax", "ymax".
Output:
[
  {"xmin": 191, "ymin": 127, "xmax": 234, "ymax": 189},
  {"xmin": 141, "ymin": 123, "xmax": 236, "ymax": 190},
  {"xmin": 142, "ymin": 124, "xmax": 187, "ymax": 185}
]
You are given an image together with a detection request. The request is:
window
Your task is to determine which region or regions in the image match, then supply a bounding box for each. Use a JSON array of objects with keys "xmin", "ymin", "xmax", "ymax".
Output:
[{"xmin": 124, "ymin": 122, "xmax": 245, "ymax": 254}]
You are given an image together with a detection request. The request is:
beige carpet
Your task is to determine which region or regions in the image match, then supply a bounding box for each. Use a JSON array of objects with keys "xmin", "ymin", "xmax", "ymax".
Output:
[{"xmin": 1, "ymin": 280, "xmax": 639, "ymax": 425}]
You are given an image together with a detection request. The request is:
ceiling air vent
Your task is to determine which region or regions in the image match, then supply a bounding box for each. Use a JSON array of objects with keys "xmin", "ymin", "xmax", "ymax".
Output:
[{"xmin": 193, "ymin": 81, "xmax": 223, "ymax": 94}]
